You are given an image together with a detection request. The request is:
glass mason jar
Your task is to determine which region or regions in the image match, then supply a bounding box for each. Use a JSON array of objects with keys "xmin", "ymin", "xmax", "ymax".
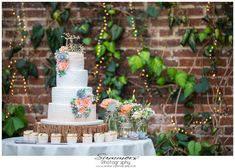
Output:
[
  {"xmin": 105, "ymin": 112, "xmax": 119, "ymax": 131},
  {"xmin": 136, "ymin": 119, "xmax": 148, "ymax": 133},
  {"xmin": 119, "ymin": 122, "xmax": 132, "ymax": 139}
]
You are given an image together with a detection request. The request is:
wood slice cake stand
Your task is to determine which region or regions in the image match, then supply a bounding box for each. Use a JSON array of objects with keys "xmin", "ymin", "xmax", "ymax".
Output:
[{"xmin": 34, "ymin": 120, "xmax": 108, "ymax": 143}]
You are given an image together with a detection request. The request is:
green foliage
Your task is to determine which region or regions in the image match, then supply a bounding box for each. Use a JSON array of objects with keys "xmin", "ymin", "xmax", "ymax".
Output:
[
  {"xmin": 95, "ymin": 44, "xmax": 106, "ymax": 58},
  {"xmin": 146, "ymin": 6, "xmax": 160, "ymax": 18},
  {"xmin": 51, "ymin": 8, "xmax": 70, "ymax": 24},
  {"xmin": 82, "ymin": 37, "xmax": 92, "ymax": 45},
  {"xmin": 148, "ymin": 57, "xmax": 165, "ymax": 77},
  {"xmin": 73, "ymin": 22, "xmax": 90, "ymax": 34},
  {"xmin": 175, "ymin": 71, "xmax": 188, "ymax": 88},
  {"xmin": 46, "ymin": 27, "xmax": 65, "ymax": 53},
  {"xmin": 104, "ymin": 41, "xmax": 116, "ymax": 53},
  {"xmin": 2, "ymin": 104, "xmax": 28, "ymax": 137},
  {"xmin": 2, "ymin": 68, "xmax": 11, "ymax": 94},
  {"xmin": 128, "ymin": 55, "xmax": 143, "ymax": 73},
  {"xmin": 194, "ymin": 77, "xmax": 210, "ymax": 94},
  {"xmin": 187, "ymin": 141, "xmax": 202, "ymax": 155},
  {"xmin": 152, "ymin": 131, "xmax": 223, "ymax": 156},
  {"xmin": 7, "ymin": 45, "xmax": 22, "ymax": 59},
  {"xmin": 31, "ymin": 24, "xmax": 45, "ymax": 49},
  {"xmin": 168, "ymin": 15, "xmax": 188, "ymax": 29},
  {"xmin": 180, "ymin": 28, "xmax": 197, "ymax": 52},
  {"xmin": 110, "ymin": 24, "xmax": 124, "ymax": 40},
  {"xmin": 43, "ymin": 57, "xmax": 57, "ymax": 89},
  {"xmin": 16, "ymin": 59, "xmax": 38, "ymax": 79}
]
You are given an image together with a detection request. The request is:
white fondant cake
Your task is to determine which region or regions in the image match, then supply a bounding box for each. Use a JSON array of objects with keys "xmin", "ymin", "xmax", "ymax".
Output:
[{"xmin": 42, "ymin": 44, "xmax": 102, "ymax": 125}]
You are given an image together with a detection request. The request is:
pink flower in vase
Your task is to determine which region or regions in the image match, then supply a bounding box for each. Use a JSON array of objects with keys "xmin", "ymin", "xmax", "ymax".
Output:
[
  {"xmin": 59, "ymin": 46, "xmax": 68, "ymax": 52},
  {"xmin": 58, "ymin": 61, "xmax": 69, "ymax": 71}
]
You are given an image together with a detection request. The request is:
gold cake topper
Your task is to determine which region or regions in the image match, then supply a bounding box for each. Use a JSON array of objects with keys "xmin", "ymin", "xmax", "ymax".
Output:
[{"xmin": 61, "ymin": 33, "xmax": 85, "ymax": 53}]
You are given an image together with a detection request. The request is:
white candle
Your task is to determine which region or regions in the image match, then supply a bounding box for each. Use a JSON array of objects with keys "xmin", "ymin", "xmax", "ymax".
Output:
[
  {"xmin": 23, "ymin": 130, "xmax": 33, "ymax": 141},
  {"xmin": 104, "ymin": 132, "xmax": 113, "ymax": 142},
  {"xmin": 38, "ymin": 133, "xmax": 48, "ymax": 144},
  {"xmin": 94, "ymin": 133, "xmax": 105, "ymax": 143},
  {"xmin": 29, "ymin": 132, "xmax": 38, "ymax": 142},
  {"xmin": 67, "ymin": 134, "xmax": 77, "ymax": 144},
  {"xmin": 109, "ymin": 131, "xmax": 118, "ymax": 141},
  {"xmin": 51, "ymin": 133, "xmax": 61, "ymax": 144},
  {"xmin": 82, "ymin": 134, "xmax": 92, "ymax": 143}
]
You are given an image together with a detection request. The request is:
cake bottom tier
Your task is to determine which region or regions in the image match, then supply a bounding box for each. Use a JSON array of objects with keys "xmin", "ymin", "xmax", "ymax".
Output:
[
  {"xmin": 47, "ymin": 103, "xmax": 96, "ymax": 122},
  {"xmin": 34, "ymin": 122, "xmax": 108, "ymax": 143}
]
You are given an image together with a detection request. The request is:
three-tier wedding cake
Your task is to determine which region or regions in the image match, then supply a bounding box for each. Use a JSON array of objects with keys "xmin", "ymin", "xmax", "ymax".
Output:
[{"xmin": 40, "ymin": 33, "xmax": 103, "ymax": 126}]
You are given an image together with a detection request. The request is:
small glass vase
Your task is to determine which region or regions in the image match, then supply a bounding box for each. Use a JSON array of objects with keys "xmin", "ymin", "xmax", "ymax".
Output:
[
  {"xmin": 136, "ymin": 120, "xmax": 148, "ymax": 134},
  {"xmin": 105, "ymin": 112, "xmax": 119, "ymax": 131},
  {"xmin": 119, "ymin": 122, "xmax": 132, "ymax": 139}
]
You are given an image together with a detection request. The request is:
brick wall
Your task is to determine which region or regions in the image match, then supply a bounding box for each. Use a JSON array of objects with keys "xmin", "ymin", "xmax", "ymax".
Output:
[{"xmin": 2, "ymin": 2, "xmax": 233, "ymax": 153}]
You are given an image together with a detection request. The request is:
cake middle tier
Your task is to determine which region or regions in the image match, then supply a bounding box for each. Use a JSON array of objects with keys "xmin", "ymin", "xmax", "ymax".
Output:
[
  {"xmin": 52, "ymin": 87, "xmax": 93, "ymax": 104},
  {"xmin": 56, "ymin": 69, "xmax": 88, "ymax": 87},
  {"xmin": 47, "ymin": 103, "xmax": 96, "ymax": 122}
]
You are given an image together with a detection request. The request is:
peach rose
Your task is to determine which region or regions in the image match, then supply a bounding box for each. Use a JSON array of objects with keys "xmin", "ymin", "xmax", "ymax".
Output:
[
  {"xmin": 58, "ymin": 61, "xmax": 68, "ymax": 71},
  {"xmin": 79, "ymin": 106, "xmax": 86, "ymax": 113},
  {"xmin": 120, "ymin": 104, "xmax": 132, "ymax": 115},
  {"xmin": 100, "ymin": 99, "xmax": 113, "ymax": 108},
  {"xmin": 75, "ymin": 99, "xmax": 83, "ymax": 107},
  {"xmin": 82, "ymin": 97, "xmax": 92, "ymax": 107},
  {"xmin": 59, "ymin": 46, "xmax": 68, "ymax": 52}
]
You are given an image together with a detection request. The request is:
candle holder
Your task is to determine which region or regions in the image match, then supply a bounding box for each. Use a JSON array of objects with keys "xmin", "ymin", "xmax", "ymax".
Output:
[
  {"xmin": 119, "ymin": 122, "xmax": 132, "ymax": 139},
  {"xmin": 82, "ymin": 134, "xmax": 93, "ymax": 143},
  {"xmin": 67, "ymin": 133, "xmax": 78, "ymax": 144},
  {"xmin": 38, "ymin": 133, "xmax": 48, "ymax": 144},
  {"xmin": 94, "ymin": 133, "xmax": 105, "ymax": 143}
]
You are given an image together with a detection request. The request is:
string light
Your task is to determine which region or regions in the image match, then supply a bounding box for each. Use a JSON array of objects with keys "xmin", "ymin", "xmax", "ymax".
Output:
[
  {"xmin": 5, "ymin": 3, "xmax": 33, "ymax": 119},
  {"xmin": 129, "ymin": 2, "xmax": 152, "ymax": 99},
  {"xmin": 94, "ymin": 2, "xmax": 110, "ymax": 101}
]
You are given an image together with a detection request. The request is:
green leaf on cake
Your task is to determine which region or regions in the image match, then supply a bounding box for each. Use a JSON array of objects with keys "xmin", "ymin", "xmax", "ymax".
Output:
[{"xmin": 31, "ymin": 24, "xmax": 45, "ymax": 49}]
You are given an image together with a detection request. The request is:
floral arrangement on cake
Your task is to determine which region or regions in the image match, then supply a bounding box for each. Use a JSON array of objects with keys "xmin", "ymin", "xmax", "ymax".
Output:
[
  {"xmin": 55, "ymin": 46, "xmax": 69, "ymax": 77},
  {"xmin": 70, "ymin": 89, "xmax": 94, "ymax": 118}
]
